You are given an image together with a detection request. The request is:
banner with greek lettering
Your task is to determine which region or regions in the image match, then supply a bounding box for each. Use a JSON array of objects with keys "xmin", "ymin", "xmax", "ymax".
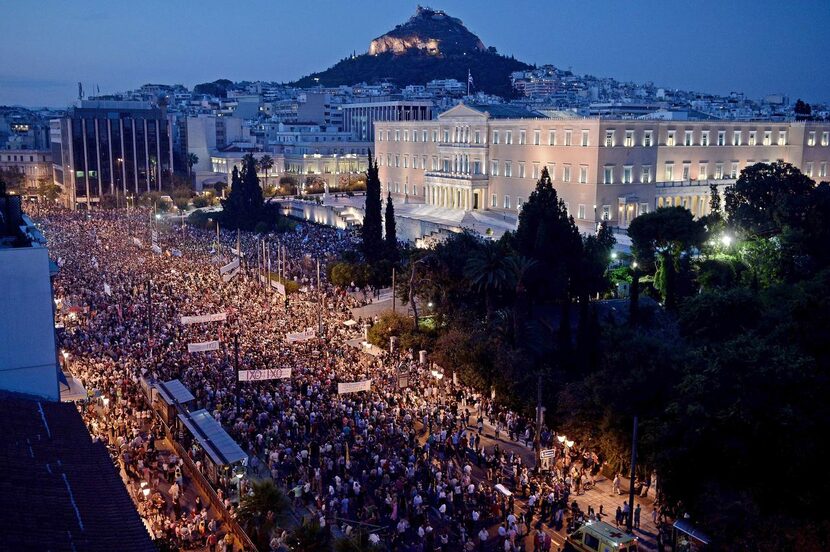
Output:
[
  {"xmin": 151, "ymin": 231, "xmax": 158, "ymax": 242},
  {"xmin": 222, "ymin": 267, "xmax": 240, "ymax": 283},
  {"xmin": 286, "ymin": 328, "xmax": 316, "ymax": 343},
  {"xmin": 103, "ymin": 283, "xmax": 111, "ymax": 296},
  {"xmin": 220, "ymin": 258, "xmax": 240, "ymax": 275},
  {"xmin": 337, "ymin": 379, "xmax": 372, "ymax": 394},
  {"xmin": 180, "ymin": 313, "xmax": 227, "ymax": 325},
  {"xmin": 151, "ymin": 244, "xmax": 162, "ymax": 255},
  {"xmin": 132, "ymin": 237, "xmax": 143, "ymax": 247},
  {"xmin": 187, "ymin": 340, "xmax": 220, "ymax": 353},
  {"xmin": 238, "ymin": 368, "xmax": 292, "ymax": 382},
  {"xmin": 270, "ymin": 280, "xmax": 286, "ymax": 296}
]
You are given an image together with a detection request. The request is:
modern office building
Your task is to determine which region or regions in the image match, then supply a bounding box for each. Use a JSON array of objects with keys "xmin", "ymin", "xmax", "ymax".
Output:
[
  {"xmin": 342, "ymin": 99, "xmax": 433, "ymax": 141},
  {"xmin": 51, "ymin": 101, "xmax": 174, "ymax": 208},
  {"xmin": 375, "ymin": 103, "xmax": 830, "ymax": 231}
]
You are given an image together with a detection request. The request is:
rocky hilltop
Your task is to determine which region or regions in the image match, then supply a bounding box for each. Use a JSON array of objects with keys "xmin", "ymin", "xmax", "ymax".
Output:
[
  {"xmin": 368, "ymin": 7, "xmax": 486, "ymax": 57},
  {"xmin": 291, "ymin": 7, "xmax": 530, "ymax": 97}
]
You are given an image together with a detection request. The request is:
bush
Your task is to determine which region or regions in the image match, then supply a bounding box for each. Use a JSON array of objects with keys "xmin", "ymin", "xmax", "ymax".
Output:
[
  {"xmin": 192, "ymin": 195, "xmax": 210, "ymax": 208},
  {"xmin": 367, "ymin": 311, "xmax": 434, "ymax": 352},
  {"xmin": 187, "ymin": 210, "xmax": 215, "ymax": 229}
]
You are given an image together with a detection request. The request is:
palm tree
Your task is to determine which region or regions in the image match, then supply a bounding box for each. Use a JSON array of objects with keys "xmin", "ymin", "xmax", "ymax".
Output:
[
  {"xmin": 464, "ymin": 241, "xmax": 510, "ymax": 323},
  {"xmin": 186, "ymin": 153, "xmax": 198, "ymax": 183},
  {"xmin": 236, "ymin": 479, "xmax": 288, "ymax": 539},
  {"xmin": 258, "ymin": 154, "xmax": 274, "ymax": 192},
  {"xmin": 505, "ymin": 255, "xmax": 538, "ymax": 341},
  {"xmin": 287, "ymin": 520, "xmax": 330, "ymax": 552}
]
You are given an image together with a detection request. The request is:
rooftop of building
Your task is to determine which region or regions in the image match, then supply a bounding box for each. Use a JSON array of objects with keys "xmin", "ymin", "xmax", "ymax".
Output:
[
  {"xmin": 467, "ymin": 103, "xmax": 547, "ymax": 119},
  {"xmin": 0, "ymin": 392, "xmax": 154, "ymax": 551}
]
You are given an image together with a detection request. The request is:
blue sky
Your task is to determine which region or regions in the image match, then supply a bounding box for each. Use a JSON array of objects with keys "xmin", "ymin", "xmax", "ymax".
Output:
[{"xmin": 1, "ymin": 0, "xmax": 827, "ymax": 107}]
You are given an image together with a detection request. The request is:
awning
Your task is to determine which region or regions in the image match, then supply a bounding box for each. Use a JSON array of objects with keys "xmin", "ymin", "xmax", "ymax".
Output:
[
  {"xmin": 156, "ymin": 379, "xmax": 195, "ymax": 405},
  {"xmin": 673, "ymin": 519, "xmax": 711, "ymax": 544},
  {"xmin": 343, "ymin": 320, "xmax": 357, "ymax": 327},
  {"xmin": 177, "ymin": 409, "xmax": 247, "ymax": 467},
  {"xmin": 59, "ymin": 374, "xmax": 88, "ymax": 402}
]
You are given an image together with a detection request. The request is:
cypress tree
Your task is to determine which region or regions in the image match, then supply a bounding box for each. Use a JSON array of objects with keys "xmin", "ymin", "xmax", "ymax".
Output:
[
  {"xmin": 384, "ymin": 191, "xmax": 398, "ymax": 263},
  {"xmin": 362, "ymin": 152, "xmax": 383, "ymax": 263},
  {"xmin": 221, "ymin": 153, "xmax": 263, "ymax": 230}
]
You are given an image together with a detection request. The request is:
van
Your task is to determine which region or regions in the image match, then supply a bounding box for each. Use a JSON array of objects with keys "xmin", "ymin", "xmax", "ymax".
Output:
[{"xmin": 565, "ymin": 520, "xmax": 638, "ymax": 552}]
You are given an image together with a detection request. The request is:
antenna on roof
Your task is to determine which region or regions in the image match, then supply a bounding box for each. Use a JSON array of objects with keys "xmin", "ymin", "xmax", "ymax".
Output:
[{"xmin": 78, "ymin": 82, "xmax": 84, "ymax": 101}]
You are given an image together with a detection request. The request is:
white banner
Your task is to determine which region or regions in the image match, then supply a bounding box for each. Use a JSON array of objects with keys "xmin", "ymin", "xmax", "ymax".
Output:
[
  {"xmin": 187, "ymin": 340, "xmax": 221, "ymax": 353},
  {"xmin": 132, "ymin": 237, "xmax": 143, "ymax": 247},
  {"xmin": 103, "ymin": 283, "xmax": 111, "ymax": 296},
  {"xmin": 171, "ymin": 248, "xmax": 182, "ymax": 257},
  {"xmin": 286, "ymin": 328, "xmax": 316, "ymax": 343},
  {"xmin": 238, "ymin": 368, "xmax": 292, "ymax": 382},
  {"xmin": 337, "ymin": 379, "xmax": 372, "ymax": 394},
  {"xmin": 151, "ymin": 244, "xmax": 162, "ymax": 255},
  {"xmin": 151, "ymin": 230, "xmax": 158, "ymax": 242},
  {"xmin": 180, "ymin": 313, "xmax": 227, "ymax": 325},
  {"xmin": 220, "ymin": 258, "xmax": 240, "ymax": 275},
  {"xmin": 222, "ymin": 267, "xmax": 240, "ymax": 283},
  {"xmin": 270, "ymin": 280, "xmax": 286, "ymax": 296}
]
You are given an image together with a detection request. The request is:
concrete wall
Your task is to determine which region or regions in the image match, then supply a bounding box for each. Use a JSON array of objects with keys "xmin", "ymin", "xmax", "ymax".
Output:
[{"xmin": 0, "ymin": 246, "xmax": 59, "ymax": 401}]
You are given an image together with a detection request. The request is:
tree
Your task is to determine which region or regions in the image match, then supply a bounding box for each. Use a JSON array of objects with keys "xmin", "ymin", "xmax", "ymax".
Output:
[
  {"xmin": 220, "ymin": 154, "xmax": 264, "ymax": 230},
  {"xmin": 0, "ymin": 167, "xmax": 24, "ymax": 194},
  {"xmin": 514, "ymin": 166, "xmax": 583, "ymax": 306},
  {"xmin": 237, "ymin": 479, "xmax": 288, "ymax": 549},
  {"xmin": 186, "ymin": 153, "xmax": 198, "ymax": 182},
  {"xmin": 724, "ymin": 162, "xmax": 814, "ymax": 237},
  {"xmin": 628, "ymin": 206, "xmax": 705, "ymax": 309},
  {"xmin": 794, "ymin": 98, "xmax": 812, "ymax": 120},
  {"xmin": 384, "ymin": 191, "xmax": 398, "ymax": 263},
  {"xmin": 258, "ymin": 154, "xmax": 274, "ymax": 192},
  {"xmin": 36, "ymin": 177, "xmax": 61, "ymax": 203},
  {"xmin": 464, "ymin": 240, "xmax": 510, "ymax": 323},
  {"xmin": 361, "ymin": 152, "xmax": 383, "ymax": 263}
]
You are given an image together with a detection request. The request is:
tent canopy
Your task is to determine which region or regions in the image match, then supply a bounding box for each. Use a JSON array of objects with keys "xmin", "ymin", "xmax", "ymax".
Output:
[{"xmin": 177, "ymin": 409, "xmax": 247, "ymax": 466}]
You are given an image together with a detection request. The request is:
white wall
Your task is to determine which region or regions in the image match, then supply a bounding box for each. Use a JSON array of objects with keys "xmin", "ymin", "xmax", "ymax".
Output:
[{"xmin": 0, "ymin": 246, "xmax": 59, "ymax": 401}]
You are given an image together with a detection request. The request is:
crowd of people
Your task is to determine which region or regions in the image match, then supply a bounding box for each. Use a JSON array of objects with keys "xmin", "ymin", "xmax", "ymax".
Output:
[{"xmin": 37, "ymin": 206, "xmax": 662, "ymax": 552}]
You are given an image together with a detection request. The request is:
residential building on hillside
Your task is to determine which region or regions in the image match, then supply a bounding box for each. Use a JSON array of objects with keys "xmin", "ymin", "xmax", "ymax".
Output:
[{"xmin": 375, "ymin": 103, "xmax": 830, "ymax": 231}]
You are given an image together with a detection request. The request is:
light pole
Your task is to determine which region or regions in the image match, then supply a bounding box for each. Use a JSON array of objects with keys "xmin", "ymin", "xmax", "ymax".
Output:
[{"xmin": 627, "ymin": 416, "xmax": 639, "ymax": 533}]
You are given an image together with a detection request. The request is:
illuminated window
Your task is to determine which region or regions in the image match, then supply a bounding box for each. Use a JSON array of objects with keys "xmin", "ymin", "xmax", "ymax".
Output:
[
  {"xmin": 578, "ymin": 165, "xmax": 588, "ymax": 183},
  {"xmin": 641, "ymin": 166, "xmax": 652, "ymax": 183},
  {"xmin": 518, "ymin": 130, "xmax": 526, "ymax": 145},
  {"xmin": 701, "ymin": 131, "xmax": 710, "ymax": 146},
  {"xmin": 664, "ymin": 163, "xmax": 674, "ymax": 181},
  {"xmin": 605, "ymin": 130, "xmax": 615, "ymax": 147},
  {"xmin": 603, "ymin": 165, "xmax": 614, "ymax": 184},
  {"xmin": 682, "ymin": 163, "xmax": 690, "ymax": 181},
  {"xmin": 602, "ymin": 205, "xmax": 611, "ymax": 221},
  {"xmin": 505, "ymin": 131, "xmax": 513, "ymax": 145},
  {"xmin": 717, "ymin": 130, "xmax": 726, "ymax": 146},
  {"xmin": 778, "ymin": 131, "xmax": 787, "ymax": 146},
  {"xmin": 549, "ymin": 130, "xmax": 556, "ymax": 145},
  {"xmin": 733, "ymin": 131, "xmax": 741, "ymax": 146},
  {"xmin": 504, "ymin": 195, "xmax": 511, "ymax": 209},
  {"xmin": 699, "ymin": 163, "xmax": 708, "ymax": 180},
  {"xmin": 623, "ymin": 165, "xmax": 633, "ymax": 184},
  {"xmin": 730, "ymin": 162, "xmax": 738, "ymax": 179},
  {"xmin": 763, "ymin": 131, "xmax": 772, "ymax": 146},
  {"xmin": 822, "ymin": 132, "xmax": 829, "ymax": 146},
  {"xmin": 715, "ymin": 163, "xmax": 724, "ymax": 179},
  {"xmin": 563, "ymin": 165, "xmax": 571, "ymax": 182},
  {"xmin": 504, "ymin": 161, "xmax": 512, "ymax": 177},
  {"xmin": 533, "ymin": 130, "xmax": 540, "ymax": 145},
  {"xmin": 667, "ymin": 130, "xmax": 676, "ymax": 147},
  {"xmin": 578, "ymin": 204, "xmax": 586, "ymax": 219},
  {"xmin": 643, "ymin": 130, "xmax": 653, "ymax": 147},
  {"xmin": 624, "ymin": 130, "xmax": 634, "ymax": 147},
  {"xmin": 532, "ymin": 163, "xmax": 540, "ymax": 179},
  {"xmin": 491, "ymin": 160, "xmax": 499, "ymax": 176},
  {"xmin": 748, "ymin": 131, "xmax": 756, "ymax": 146},
  {"xmin": 518, "ymin": 162, "xmax": 525, "ymax": 178},
  {"xmin": 564, "ymin": 130, "xmax": 573, "ymax": 146},
  {"xmin": 492, "ymin": 130, "xmax": 500, "ymax": 144},
  {"xmin": 581, "ymin": 130, "xmax": 589, "ymax": 146},
  {"xmin": 684, "ymin": 130, "xmax": 693, "ymax": 146},
  {"xmin": 491, "ymin": 193, "xmax": 497, "ymax": 208}
]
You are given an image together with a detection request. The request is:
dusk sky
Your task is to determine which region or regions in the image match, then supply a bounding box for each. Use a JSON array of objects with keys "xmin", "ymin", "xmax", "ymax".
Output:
[{"xmin": 1, "ymin": 0, "xmax": 828, "ymax": 107}]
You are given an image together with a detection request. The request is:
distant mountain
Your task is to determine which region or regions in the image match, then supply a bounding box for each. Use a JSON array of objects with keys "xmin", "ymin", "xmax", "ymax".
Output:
[{"xmin": 291, "ymin": 7, "xmax": 531, "ymax": 97}]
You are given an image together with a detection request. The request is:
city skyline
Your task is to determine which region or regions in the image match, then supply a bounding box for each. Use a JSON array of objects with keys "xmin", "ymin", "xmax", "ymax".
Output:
[{"xmin": 1, "ymin": 0, "xmax": 829, "ymax": 107}]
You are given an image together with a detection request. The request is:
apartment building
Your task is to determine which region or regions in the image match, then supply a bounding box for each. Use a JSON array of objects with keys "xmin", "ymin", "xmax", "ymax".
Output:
[{"xmin": 375, "ymin": 103, "xmax": 830, "ymax": 230}]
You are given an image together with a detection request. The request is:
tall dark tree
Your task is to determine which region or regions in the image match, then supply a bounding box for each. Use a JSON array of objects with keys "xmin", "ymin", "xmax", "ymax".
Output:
[
  {"xmin": 361, "ymin": 152, "xmax": 383, "ymax": 263},
  {"xmin": 724, "ymin": 162, "xmax": 814, "ymax": 237},
  {"xmin": 221, "ymin": 153, "xmax": 264, "ymax": 230},
  {"xmin": 628, "ymin": 206, "xmax": 705, "ymax": 309},
  {"xmin": 514, "ymin": 166, "xmax": 583, "ymax": 306},
  {"xmin": 384, "ymin": 191, "xmax": 398, "ymax": 263}
]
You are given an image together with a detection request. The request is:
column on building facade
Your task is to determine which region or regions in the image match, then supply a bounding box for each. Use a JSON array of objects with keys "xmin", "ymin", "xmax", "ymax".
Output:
[
  {"xmin": 119, "ymin": 119, "xmax": 127, "ymax": 196},
  {"xmin": 107, "ymin": 119, "xmax": 114, "ymax": 195},
  {"xmin": 94, "ymin": 118, "xmax": 102, "ymax": 198},
  {"xmin": 143, "ymin": 119, "xmax": 150, "ymax": 192},
  {"xmin": 131, "ymin": 119, "xmax": 139, "ymax": 194},
  {"xmin": 156, "ymin": 119, "xmax": 162, "ymax": 190},
  {"xmin": 81, "ymin": 118, "xmax": 91, "ymax": 207}
]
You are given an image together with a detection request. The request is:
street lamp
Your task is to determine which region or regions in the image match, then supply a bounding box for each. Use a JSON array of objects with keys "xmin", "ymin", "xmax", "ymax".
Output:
[{"xmin": 720, "ymin": 234, "xmax": 733, "ymax": 247}]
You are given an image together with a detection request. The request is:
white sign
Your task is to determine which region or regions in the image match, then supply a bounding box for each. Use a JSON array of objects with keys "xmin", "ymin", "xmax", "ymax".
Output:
[
  {"xmin": 286, "ymin": 328, "xmax": 316, "ymax": 343},
  {"xmin": 187, "ymin": 340, "xmax": 221, "ymax": 353},
  {"xmin": 271, "ymin": 280, "xmax": 286, "ymax": 296},
  {"xmin": 151, "ymin": 244, "xmax": 162, "ymax": 255},
  {"xmin": 343, "ymin": 320, "xmax": 357, "ymax": 327},
  {"xmin": 180, "ymin": 313, "xmax": 227, "ymax": 324},
  {"xmin": 151, "ymin": 230, "xmax": 158, "ymax": 242},
  {"xmin": 540, "ymin": 448, "xmax": 556, "ymax": 459},
  {"xmin": 222, "ymin": 267, "xmax": 240, "ymax": 283},
  {"xmin": 337, "ymin": 379, "xmax": 372, "ymax": 394},
  {"xmin": 220, "ymin": 258, "xmax": 240, "ymax": 275},
  {"xmin": 103, "ymin": 283, "xmax": 111, "ymax": 296},
  {"xmin": 171, "ymin": 248, "xmax": 182, "ymax": 257},
  {"xmin": 494, "ymin": 483, "xmax": 513, "ymax": 497},
  {"xmin": 238, "ymin": 368, "xmax": 292, "ymax": 382},
  {"xmin": 132, "ymin": 237, "xmax": 143, "ymax": 247}
]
